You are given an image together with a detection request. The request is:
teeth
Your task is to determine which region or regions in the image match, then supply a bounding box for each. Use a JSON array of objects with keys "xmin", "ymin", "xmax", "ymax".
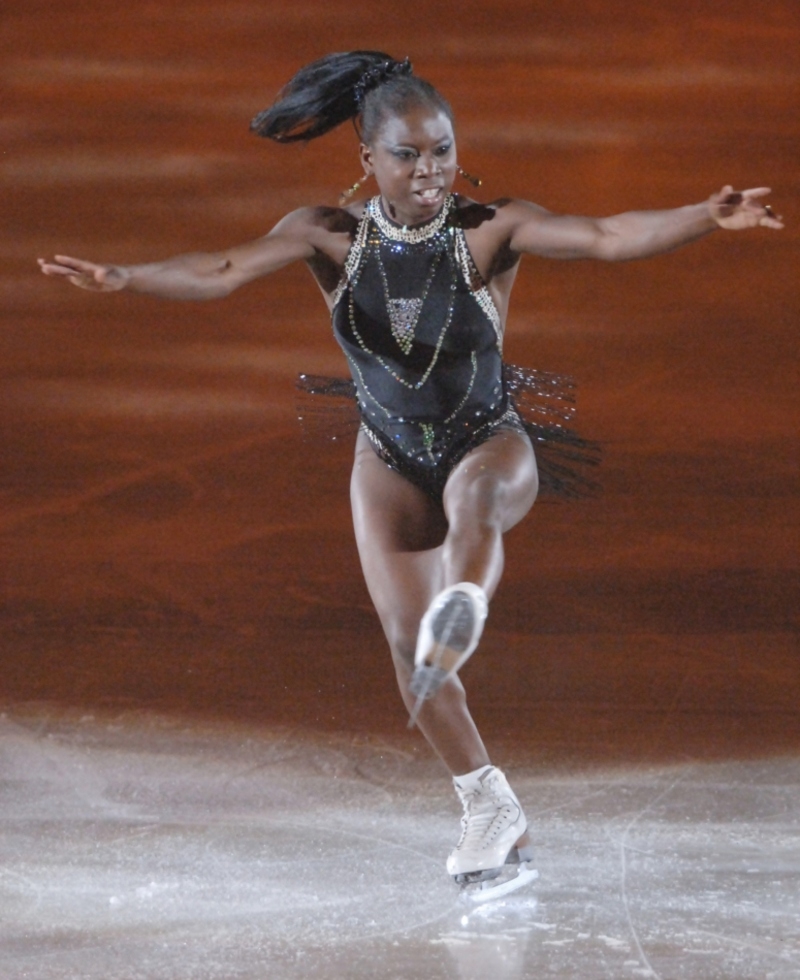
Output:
[{"xmin": 418, "ymin": 189, "xmax": 439, "ymax": 200}]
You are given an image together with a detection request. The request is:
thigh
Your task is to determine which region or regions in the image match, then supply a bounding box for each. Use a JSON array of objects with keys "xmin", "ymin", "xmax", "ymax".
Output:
[
  {"xmin": 350, "ymin": 431, "xmax": 448, "ymax": 643},
  {"xmin": 442, "ymin": 428, "xmax": 539, "ymax": 533}
]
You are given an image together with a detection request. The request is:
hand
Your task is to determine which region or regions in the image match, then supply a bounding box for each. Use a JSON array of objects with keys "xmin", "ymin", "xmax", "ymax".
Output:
[
  {"xmin": 708, "ymin": 186, "xmax": 784, "ymax": 231},
  {"xmin": 37, "ymin": 255, "xmax": 129, "ymax": 292}
]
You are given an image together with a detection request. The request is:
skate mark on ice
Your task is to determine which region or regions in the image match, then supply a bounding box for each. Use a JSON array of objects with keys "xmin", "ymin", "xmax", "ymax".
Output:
[
  {"xmin": 611, "ymin": 768, "xmax": 692, "ymax": 980},
  {"xmin": 692, "ymin": 929, "xmax": 800, "ymax": 965},
  {"xmin": 525, "ymin": 782, "xmax": 627, "ymax": 819},
  {"xmin": 0, "ymin": 866, "xmax": 44, "ymax": 918},
  {"xmin": 289, "ymin": 817, "xmax": 443, "ymax": 870},
  {"xmin": 0, "ymin": 714, "xmax": 133, "ymax": 818}
]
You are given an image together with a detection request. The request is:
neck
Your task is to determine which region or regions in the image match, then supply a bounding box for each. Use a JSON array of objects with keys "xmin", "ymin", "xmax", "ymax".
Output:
[
  {"xmin": 371, "ymin": 195, "xmax": 453, "ymax": 245},
  {"xmin": 378, "ymin": 194, "xmax": 450, "ymax": 230}
]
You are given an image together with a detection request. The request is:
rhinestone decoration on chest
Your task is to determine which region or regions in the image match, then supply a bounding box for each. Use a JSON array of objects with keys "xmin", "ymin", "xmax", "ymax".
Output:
[
  {"xmin": 370, "ymin": 196, "xmax": 453, "ymax": 356},
  {"xmin": 335, "ymin": 194, "xmax": 501, "ymax": 402},
  {"xmin": 378, "ymin": 249, "xmax": 444, "ymax": 356},
  {"xmin": 387, "ymin": 297, "xmax": 423, "ymax": 354}
]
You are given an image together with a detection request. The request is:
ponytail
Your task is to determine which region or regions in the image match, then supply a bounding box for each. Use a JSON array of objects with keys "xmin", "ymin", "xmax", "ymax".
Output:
[{"xmin": 251, "ymin": 51, "xmax": 451, "ymax": 144}]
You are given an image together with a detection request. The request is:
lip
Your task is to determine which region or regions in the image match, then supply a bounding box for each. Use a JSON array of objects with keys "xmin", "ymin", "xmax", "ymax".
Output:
[{"xmin": 413, "ymin": 186, "xmax": 444, "ymax": 207}]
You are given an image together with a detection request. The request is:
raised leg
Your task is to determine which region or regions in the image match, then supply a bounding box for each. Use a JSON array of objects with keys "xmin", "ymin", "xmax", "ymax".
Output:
[
  {"xmin": 441, "ymin": 427, "xmax": 539, "ymax": 594},
  {"xmin": 349, "ymin": 428, "xmax": 538, "ymax": 774}
]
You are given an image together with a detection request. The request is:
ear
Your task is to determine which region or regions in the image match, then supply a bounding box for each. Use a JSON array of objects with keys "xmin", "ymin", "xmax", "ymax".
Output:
[{"xmin": 359, "ymin": 143, "xmax": 373, "ymax": 175}]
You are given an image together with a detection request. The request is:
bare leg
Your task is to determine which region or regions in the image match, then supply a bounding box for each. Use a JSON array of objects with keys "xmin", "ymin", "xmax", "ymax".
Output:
[
  {"xmin": 350, "ymin": 428, "xmax": 538, "ymax": 775},
  {"xmin": 441, "ymin": 428, "xmax": 539, "ymax": 596}
]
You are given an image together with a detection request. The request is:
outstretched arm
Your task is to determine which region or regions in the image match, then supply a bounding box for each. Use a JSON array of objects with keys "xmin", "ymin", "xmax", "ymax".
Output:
[
  {"xmin": 506, "ymin": 186, "xmax": 783, "ymax": 262},
  {"xmin": 38, "ymin": 208, "xmax": 326, "ymax": 300}
]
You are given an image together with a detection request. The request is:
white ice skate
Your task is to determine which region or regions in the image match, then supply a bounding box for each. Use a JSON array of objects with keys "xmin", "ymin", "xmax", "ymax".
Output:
[
  {"xmin": 407, "ymin": 582, "xmax": 488, "ymax": 722},
  {"xmin": 447, "ymin": 766, "xmax": 538, "ymax": 904}
]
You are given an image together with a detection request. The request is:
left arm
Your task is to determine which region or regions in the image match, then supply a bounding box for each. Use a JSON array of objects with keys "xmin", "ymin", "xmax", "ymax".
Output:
[{"xmin": 506, "ymin": 186, "xmax": 783, "ymax": 261}]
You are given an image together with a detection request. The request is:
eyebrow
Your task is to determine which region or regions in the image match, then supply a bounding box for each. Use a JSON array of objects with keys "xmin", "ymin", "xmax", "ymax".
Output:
[{"xmin": 383, "ymin": 137, "xmax": 453, "ymax": 150}]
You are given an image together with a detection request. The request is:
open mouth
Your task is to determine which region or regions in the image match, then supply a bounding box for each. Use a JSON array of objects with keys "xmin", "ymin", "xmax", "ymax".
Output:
[{"xmin": 414, "ymin": 187, "xmax": 442, "ymax": 205}]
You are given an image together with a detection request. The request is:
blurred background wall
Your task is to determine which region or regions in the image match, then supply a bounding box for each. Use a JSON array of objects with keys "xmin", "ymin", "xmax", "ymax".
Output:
[{"xmin": 1, "ymin": 0, "xmax": 798, "ymax": 762}]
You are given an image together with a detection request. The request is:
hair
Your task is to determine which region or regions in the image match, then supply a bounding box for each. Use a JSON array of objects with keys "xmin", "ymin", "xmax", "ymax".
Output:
[{"xmin": 250, "ymin": 51, "xmax": 453, "ymax": 145}]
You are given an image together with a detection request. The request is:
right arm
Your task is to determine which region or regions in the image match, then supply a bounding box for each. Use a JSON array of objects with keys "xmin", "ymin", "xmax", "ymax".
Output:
[{"xmin": 38, "ymin": 208, "xmax": 327, "ymax": 300}]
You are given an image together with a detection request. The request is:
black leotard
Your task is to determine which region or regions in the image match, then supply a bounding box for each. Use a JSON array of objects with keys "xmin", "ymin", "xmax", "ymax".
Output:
[{"xmin": 330, "ymin": 194, "xmax": 525, "ymax": 499}]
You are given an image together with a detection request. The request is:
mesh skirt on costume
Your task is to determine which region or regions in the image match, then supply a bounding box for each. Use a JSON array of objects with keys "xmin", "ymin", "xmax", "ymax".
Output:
[{"xmin": 295, "ymin": 364, "xmax": 600, "ymax": 500}]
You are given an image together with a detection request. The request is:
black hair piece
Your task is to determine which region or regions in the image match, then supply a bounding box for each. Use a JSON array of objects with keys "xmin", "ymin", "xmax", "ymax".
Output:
[
  {"xmin": 250, "ymin": 51, "xmax": 450, "ymax": 145},
  {"xmin": 353, "ymin": 57, "xmax": 413, "ymax": 109}
]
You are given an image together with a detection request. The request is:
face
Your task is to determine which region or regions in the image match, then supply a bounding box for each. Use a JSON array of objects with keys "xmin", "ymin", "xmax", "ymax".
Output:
[{"xmin": 360, "ymin": 105, "xmax": 457, "ymax": 227}]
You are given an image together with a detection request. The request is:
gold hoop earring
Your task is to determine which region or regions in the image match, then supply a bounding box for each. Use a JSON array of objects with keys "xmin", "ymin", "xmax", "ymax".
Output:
[
  {"xmin": 339, "ymin": 173, "xmax": 371, "ymax": 205},
  {"xmin": 457, "ymin": 165, "xmax": 482, "ymax": 188}
]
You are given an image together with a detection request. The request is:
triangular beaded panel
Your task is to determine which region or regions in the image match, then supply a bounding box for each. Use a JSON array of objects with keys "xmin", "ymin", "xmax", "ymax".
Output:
[{"xmin": 388, "ymin": 298, "xmax": 423, "ymax": 355}]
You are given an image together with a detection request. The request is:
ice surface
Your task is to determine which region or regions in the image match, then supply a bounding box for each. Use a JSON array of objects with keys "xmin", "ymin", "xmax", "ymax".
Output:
[{"xmin": 1, "ymin": 707, "xmax": 799, "ymax": 980}]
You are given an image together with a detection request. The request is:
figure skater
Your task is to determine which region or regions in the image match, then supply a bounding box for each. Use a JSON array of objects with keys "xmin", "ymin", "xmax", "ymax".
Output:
[{"xmin": 39, "ymin": 51, "xmax": 782, "ymax": 900}]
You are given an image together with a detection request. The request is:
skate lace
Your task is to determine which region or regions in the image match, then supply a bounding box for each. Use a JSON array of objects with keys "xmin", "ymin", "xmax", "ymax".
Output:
[{"xmin": 455, "ymin": 776, "xmax": 519, "ymax": 852}]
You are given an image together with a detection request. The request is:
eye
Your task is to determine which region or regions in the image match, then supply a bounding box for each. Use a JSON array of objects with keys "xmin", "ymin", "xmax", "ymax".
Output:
[
  {"xmin": 434, "ymin": 143, "xmax": 452, "ymax": 156},
  {"xmin": 393, "ymin": 149, "xmax": 417, "ymax": 161}
]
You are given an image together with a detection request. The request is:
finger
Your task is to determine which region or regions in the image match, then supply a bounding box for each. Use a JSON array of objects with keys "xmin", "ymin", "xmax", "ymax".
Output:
[
  {"xmin": 740, "ymin": 187, "xmax": 772, "ymax": 200},
  {"xmin": 39, "ymin": 260, "xmax": 83, "ymax": 277},
  {"xmin": 53, "ymin": 254, "xmax": 98, "ymax": 272}
]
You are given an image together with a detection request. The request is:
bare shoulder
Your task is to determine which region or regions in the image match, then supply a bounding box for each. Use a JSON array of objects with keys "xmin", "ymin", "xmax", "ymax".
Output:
[
  {"xmin": 266, "ymin": 205, "xmax": 363, "ymax": 272},
  {"xmin": 271, "ymin": 204, "xmax": 359, "ymax": 240},
  {"xmin": 453, "ymin": 195, "xmax": 550, "ymax": 239},
  {"xmin": 452, "ymin": 195, "xmax": 552, "ymax": 279}
]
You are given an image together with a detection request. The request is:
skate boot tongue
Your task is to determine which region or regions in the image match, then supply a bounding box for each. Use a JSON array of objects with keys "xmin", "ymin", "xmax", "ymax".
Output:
[{"xmin": 453, "ymin": 764, "xmax": 495, "ymax": 794}]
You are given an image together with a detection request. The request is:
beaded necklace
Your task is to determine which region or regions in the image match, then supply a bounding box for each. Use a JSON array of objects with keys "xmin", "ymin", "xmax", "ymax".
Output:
[{"xmin": 368, "ymin": 194, "xmax": 455, "ymax": 243}]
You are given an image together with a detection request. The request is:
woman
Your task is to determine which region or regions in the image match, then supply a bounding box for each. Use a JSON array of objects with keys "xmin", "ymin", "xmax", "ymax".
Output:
[{"xmin": 39, "ymin": 51, "xmax": 782, "ymax": 900}]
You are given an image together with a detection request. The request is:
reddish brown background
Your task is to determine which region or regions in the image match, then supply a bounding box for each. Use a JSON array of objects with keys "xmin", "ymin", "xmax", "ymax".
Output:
[{"xmin": 2, "ymin": 0, "xmax": 798, "ymax": 765}]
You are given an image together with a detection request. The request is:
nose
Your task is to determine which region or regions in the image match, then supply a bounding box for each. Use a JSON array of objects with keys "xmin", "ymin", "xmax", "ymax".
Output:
[{"xmin": 415, "ymin": 153, "xmax": 441, "ymax": 177}]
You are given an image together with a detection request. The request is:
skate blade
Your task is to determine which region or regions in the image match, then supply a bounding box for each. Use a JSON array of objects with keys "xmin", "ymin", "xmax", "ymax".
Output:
[
  {"xmin": 408, "ymin": 589, "xmax": 485, "ymax": 729},
  {"xmin": 408, "ymin": 664, "xmax": 449, "ymax": 700},
  {"xmin": 429, "ymin": 593, "xmax": 476, "ymax": 668},
  {"xmin": 407, "ymin": 666, "xmax": 447, "ymax": 729},
  {"xmin": 408, "ymin": 595, "xmax": 477, "ymax": 729},
  {"xmin": 461, "ymin": 862, "xmax": 539, "ymax": 904}
]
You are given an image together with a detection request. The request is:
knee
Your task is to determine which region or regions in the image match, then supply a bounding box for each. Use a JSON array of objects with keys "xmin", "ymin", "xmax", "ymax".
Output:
[
  {"xmin": 445, "ymin": 463, "xmax": 538, "ymax": 535},
  {"xmin": 447, "ymin": 474, "xmax": 506, "ymax": 534}
]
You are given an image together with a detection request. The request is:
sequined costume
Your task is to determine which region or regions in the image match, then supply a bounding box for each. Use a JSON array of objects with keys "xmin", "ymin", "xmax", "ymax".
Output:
[
  {"xmin": 331, "ymin": 194, "xmax": 525, "ymax": 497},
  {"xmin": 299, "ymin": 194, "xmax": 599, "ymax": 500}
]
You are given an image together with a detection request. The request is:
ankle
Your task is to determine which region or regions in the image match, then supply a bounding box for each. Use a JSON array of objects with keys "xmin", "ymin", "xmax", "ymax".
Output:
[{"xmin": 453, "ymin": 763, "xmax": 494, "ymax": 792}]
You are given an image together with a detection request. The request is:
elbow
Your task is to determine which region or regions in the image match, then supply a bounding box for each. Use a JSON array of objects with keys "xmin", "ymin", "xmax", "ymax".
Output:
[
  {"xmin": 202, "ymin": 258, "xmax": 241, "ymax": 299},
  {"xmin": 214, "ymin": 258, "xmax": 236, "ymax": 292},
  {"xmin": 593, "ymin": 232, "xmax": 648, "ymax": 262},
  {"xmin": 591, "ymin": 216, "xmax": 649, "ymax": 262},
  {"xmin": 592, "ymin": 221, "xmax": 629, "ymax": 262},
  {"xmin": 600, "ymin": 244, "xmax": 637, "ymax": 262},
  {"xmin": 587, "ymin": 238, "xmax": 623, "ymax": 262}
]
